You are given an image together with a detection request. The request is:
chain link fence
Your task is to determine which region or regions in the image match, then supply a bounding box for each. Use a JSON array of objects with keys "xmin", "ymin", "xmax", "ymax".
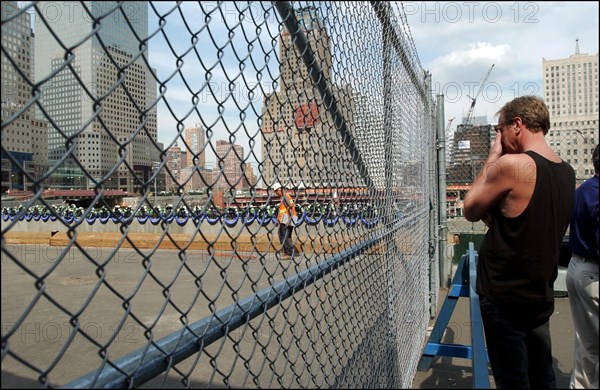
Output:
[
  {"xmin": 445, "ymin": 120, "xmax": 597, "ymax": 273},
  {"xmin": 2, "ymin": 1, "xmax": 438, "ymax": 387},
  {"xmin": 446, "ymin": 122, "xmax": 598, "ymax": 221}
]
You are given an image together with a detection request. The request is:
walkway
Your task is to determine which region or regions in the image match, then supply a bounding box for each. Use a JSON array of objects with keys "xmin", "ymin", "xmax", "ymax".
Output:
[{"xmin": 411, "ymin": 289, "xmax": 575, "ymax": 388}]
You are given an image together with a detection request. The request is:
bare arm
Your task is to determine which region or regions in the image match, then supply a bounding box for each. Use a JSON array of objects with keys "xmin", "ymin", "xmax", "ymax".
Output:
[{"xmin": 463, "ymin": 134, "xmax": 514, "ymax": 222}]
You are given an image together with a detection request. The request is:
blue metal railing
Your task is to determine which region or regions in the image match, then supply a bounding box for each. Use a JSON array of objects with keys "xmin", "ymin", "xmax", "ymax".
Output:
[{"xmin": 417, "ymin": 242, "xmax": 490, "ymax": 389}]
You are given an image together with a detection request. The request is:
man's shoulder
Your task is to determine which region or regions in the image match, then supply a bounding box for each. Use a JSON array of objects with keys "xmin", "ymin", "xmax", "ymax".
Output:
[
  {"xmin": 282, "ymin": 193, "xmax": 294, "ymax": 206},
  {"xmin": 578, "ymin": 176, "xmax": 599, "ymax": 191},
  {"xmin": 491, "ymin": 153, "xmax": 534, "ymax": 182},
  {"xmin": 498, "ymin": 152, "xmax": 534, "ymax": 165}
]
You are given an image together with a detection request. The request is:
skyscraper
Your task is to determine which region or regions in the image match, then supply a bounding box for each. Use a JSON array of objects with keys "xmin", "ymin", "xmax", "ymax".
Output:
[
  {"xmin": 165, "ymin": 144, "xmax": 184, "ymax": 193},
  {"xmin": 260, "ymin": 6, "xmax": 355, "ymax": 189},
  {"xmin": 1, "ymin": 1, "xmax": 47, "ymax": 192},
  {"xmin": 447, "ymin": 124, "xmax": 493, "ymax": 185},
  {"xmin": 244, "ymin": 163, "xmax": 257, "ymax": 188},
  {"xmin": 34, "ymin": 1, "xmax": 158, "ymax": 192},
  {"xmin": 543, "ymin": 41, "xmax": 599, "ymax": 182},
  {"xmin": 214, "ymin": 140, "xmax": 245, "ymax": 190},
  {"xmin": 179, "ymin": 125, "xmax": 206, "ymax": 192},
  {"xmin": 184, "ymin": 125, "xmax": 205, "ymax": 169}
]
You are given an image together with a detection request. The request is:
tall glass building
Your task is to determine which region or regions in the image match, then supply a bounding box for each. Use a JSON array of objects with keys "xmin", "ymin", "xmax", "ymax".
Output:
[
  {"xmin": 34, "ymin": 1, "xmax": 158, "ymax": 191},
  {"xmin": 1, "ymin": 1, "xmax": 47, "ymax": 192}
]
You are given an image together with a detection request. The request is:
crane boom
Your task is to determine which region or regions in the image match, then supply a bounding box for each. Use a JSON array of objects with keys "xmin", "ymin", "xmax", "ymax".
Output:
[
  {"xmin": 445, "ymin": 117, "xmax": 455, "ymax": 158},
  {"xmin": 445, "ymin": 117, "xmax": 455, "ymax": 135},
  {"xmin": 463, "ymin": 64, "xmax": 494, "ymax": 126}
]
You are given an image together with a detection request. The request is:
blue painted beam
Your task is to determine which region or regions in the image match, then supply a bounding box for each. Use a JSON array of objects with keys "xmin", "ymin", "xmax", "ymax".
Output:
[
  {"xmin": 418, "ymin": 243, "xmax": 490, "ymax": 388},
  {"xmin": 422, "ymin": 342, "xmax": 473, "ymax": 359},
  {"xmin": 449, "ymin": 284, "xmax": 469, "ymax": 297},
  {"xmin": 468, "ymin": 243, "xmax": 491, "ymax": 388}
]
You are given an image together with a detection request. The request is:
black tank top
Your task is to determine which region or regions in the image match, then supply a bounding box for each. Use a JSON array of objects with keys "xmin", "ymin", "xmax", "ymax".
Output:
[{"xmin": 476, "ymin": 151, "xmax": 575, "ymax": 325}]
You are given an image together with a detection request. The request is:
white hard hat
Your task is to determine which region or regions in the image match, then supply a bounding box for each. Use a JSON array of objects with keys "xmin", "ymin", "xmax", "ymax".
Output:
[{"xmin": 272, "ymin": 182, "xmax": 282, "ymax": 191}]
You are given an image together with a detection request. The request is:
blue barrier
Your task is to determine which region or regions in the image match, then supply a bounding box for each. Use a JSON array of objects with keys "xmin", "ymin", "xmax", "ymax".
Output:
[
  {"xmin": 1, "ymin": 206, "xmax": 382, "ymax": 228},
  {"xmin": 417, "ymin": 242, "xmax": 490, "ymax": 389}
]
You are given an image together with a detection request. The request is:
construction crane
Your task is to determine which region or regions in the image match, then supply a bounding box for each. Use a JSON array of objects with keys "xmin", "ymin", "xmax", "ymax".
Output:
[
  {"xmin": 445, "ymin": 117, "xmax": 455, "ymax": 160},
  {"xmin": 462, "ymin": 64, "xmax": 494, "ymax": 126},
  {"xmin": 445, "ymin": 117, "xmax": 455, "ymax": 141}
]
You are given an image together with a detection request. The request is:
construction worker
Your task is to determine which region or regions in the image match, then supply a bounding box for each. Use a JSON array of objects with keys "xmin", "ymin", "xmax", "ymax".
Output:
[{"xmin": 272, "ymin": 182, "xmax": 297, "ymax": 259}]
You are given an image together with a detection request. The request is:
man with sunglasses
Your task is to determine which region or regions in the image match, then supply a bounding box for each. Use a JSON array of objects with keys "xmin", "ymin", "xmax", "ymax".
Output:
[{"xmin": 464, "ymin": 96, "xmax": 575, "ymax": 388}]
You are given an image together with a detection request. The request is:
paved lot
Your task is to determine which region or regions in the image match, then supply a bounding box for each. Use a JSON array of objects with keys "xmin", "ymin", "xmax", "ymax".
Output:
[
  {"xmin": 1, "ymin": 243, "xmax": 393, "ymax": 388},
  {"xmin": 3, "ymin": 243, "xmax": 575, "ymax": 389},
  {"xmin": 411, "ymin": 289, "xmax": 575, "ymax": 389}
]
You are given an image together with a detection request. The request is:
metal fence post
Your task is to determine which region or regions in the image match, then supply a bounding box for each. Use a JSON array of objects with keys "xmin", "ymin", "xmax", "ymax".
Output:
[
  {"xmin": 378, "ymin": 2, "xmax": 399, "ymax": 385},
  {"xmin": 426, "ymin": 71, "xmax": 439, "ymax": 317},
  {"xmin": 436, "ymin": 94, "xmax": 449, "ymax": 288}
]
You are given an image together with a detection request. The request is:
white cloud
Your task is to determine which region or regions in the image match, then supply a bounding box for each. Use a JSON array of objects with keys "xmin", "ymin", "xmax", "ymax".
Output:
[
  {"xmin": 405, "ymin": 1, "xmax": 599, "ymax": 129},
  {"xmin": 437, "ymin": 42, "xmax": 511, "ymax": 67},
  {"xmin": 148, "ymin": 2, "xmax": 597, "ymax": 160}
]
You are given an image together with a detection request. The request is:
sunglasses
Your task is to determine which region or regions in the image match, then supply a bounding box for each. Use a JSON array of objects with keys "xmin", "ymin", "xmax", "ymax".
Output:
[{"xmin": 495, "ymin": 118, "xmax": 515, "ymax": 132}]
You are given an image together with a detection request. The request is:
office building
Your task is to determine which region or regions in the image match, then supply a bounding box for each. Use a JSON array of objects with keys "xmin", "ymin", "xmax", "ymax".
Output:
[
  {"xmin": 543, "ymin": 41, "xmax": 599, "ymax": 182},
  {"xmin": 175, "ymin": 125, "xmax": 206, "ymax": 192},
  {"xmin": 213, "ymin": 140, "xmax": 245, "ymax": 190},
  {"xmin": 165, "ymin": 144, "xmax": 185, "ymax": 193},
  {"xmin": 1, "ymin": 1, "xmax": 47, "ymax": 192},
  {"xmin": 34, "ymin": 1, "xmax": 158, "ymax": 192},
  {"xmin": 244, "ymin": 163, "xmax": 257, "ymax": 188},
  {"xmin": 447, "ymin": 124, "xmax": 493, "ymax": 185},
  {"xmin": 261, "ymin": 6, "xmax": 355, "ymax": 189},
  {"xmin": 184, "ymin": 125, "xmax": 206, "ymax": 169}
]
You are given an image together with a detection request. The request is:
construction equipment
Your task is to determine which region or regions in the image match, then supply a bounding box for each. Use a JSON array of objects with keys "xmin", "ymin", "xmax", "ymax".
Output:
[
  {"xmin": 462, "ymin": 64, "xmax": 494, "ymax": 126},
  {"xmin": 445, "ymin": 117, "xmax": 455, "ymax": 160},
  {"xmin": 445, "ymin": 117, "xmax": 455, "ymax": 137}
]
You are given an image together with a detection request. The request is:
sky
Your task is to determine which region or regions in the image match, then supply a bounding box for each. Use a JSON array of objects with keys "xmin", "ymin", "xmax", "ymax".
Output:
[
  {"xmin": 403, "ymin": 1, "xmax": 599, "ymax": 132},
  {"xmin": 22, "ymin": 1, "xmax": 599, "ymax": 169},
  {"xmin": 146, "ymin": 2, "xmax": 281, "ymax": 169},
  {"xmin": 144, "ymin": 1, "xmax": 599, "ymax": 167}
]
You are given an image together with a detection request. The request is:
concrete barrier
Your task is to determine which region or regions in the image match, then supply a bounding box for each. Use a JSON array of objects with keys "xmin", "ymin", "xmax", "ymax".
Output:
[
  {"xmin": 3, "ymin": 229, "xmax": 352, "ymax": 255},
  {"xmin": 3, "ymin": 216, "xmax": 369, "ymax": 252},
  {"xmin": 1, "ymin": 231, "xmax": 52, "ymax": 245}
]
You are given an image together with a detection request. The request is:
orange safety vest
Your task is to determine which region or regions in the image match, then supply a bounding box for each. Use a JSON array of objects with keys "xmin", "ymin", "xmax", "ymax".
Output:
[{"xmin": 278, "ymin": 193, "xmax": 297, "ymax": 223}]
